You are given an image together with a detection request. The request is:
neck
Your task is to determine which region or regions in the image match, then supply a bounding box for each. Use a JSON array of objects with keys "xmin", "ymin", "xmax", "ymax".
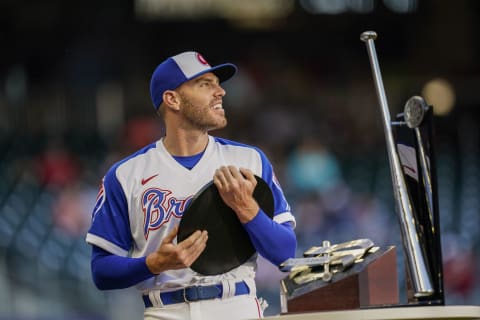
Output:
[{"xmin": 163, "ymin": 130, "xmax": 209, "ymax": 156}]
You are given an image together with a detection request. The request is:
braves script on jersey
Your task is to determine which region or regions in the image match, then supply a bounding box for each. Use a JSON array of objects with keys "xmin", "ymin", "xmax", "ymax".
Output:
[{"xmin": 86, "ymin": 136, "xmax": 295, "ymax": 292}]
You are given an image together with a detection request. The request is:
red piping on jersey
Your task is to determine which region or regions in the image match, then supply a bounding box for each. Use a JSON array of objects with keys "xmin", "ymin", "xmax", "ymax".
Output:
[{"xmin": 255, "ymin": 297, "xmax": 262, "ymax": 318}]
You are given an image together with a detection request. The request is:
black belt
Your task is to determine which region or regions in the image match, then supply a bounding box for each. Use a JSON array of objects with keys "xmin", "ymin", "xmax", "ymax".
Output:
[{"xmin": 143, "ymin": 281, "xmax": 249, "ymax": 307}]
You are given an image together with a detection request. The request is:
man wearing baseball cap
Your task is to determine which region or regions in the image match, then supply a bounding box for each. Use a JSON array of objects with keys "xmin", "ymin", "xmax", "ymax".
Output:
[{"xmin": 86, "ymin": 51, "xmax": 297, "ymax": 320}]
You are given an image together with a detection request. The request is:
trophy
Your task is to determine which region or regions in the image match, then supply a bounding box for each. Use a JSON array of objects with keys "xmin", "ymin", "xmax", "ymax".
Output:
[{"xmin": 279, "ymin": 31, "xmax": 445, "ymax": 314}]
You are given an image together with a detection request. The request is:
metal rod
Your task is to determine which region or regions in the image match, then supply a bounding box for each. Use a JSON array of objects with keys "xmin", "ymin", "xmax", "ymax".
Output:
[
  {"xmin": 360, "ymin": 31, "xmax": 434, "ymax": 297},
  {"xmin": 414, "ymin": 127, "xmax": 435, "ymax": 228}
]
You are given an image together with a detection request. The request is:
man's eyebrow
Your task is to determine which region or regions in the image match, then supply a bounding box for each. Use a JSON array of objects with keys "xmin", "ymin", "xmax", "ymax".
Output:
[{"xmin": 194, "ymin": 76, "xmax": 219, "ymax": 84}]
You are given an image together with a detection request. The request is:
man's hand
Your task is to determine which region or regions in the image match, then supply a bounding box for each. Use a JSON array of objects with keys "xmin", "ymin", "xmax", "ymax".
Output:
[
  {"xmin": 213, "ymin": 166, "xmax": 260, "ymax": 223},
  {"xmin": 146, "ymin": 226, "xmax": 208, "ymax": 274}
]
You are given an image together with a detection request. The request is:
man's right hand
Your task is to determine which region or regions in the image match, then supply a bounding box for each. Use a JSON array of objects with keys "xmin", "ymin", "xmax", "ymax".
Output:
[{"xmin": 146, "ymin": 226, "xmax": 208, "ymax": 274}]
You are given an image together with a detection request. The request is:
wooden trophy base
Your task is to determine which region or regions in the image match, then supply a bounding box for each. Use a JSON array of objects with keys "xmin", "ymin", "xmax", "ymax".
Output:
[{"xmin": 281, "ymin": 246, "xmax": 399, "ymax": 314}]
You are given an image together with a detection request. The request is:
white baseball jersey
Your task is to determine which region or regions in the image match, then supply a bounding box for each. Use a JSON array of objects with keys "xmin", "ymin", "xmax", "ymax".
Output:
[{"xmin": 86, "ymin": 135, "xmax": 295, "ymax": 292}]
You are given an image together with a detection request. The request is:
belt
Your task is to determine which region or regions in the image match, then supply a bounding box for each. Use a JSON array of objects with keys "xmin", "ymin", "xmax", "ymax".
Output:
[{"xmin": 143, "ymin": 281, "xmax": 250, "ymax": 307}]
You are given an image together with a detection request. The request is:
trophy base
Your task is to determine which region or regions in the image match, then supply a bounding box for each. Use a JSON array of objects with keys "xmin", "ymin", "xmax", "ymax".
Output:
[{"xmin": 281, "ymin": 246, "xmax": 399, "ymax": 313}]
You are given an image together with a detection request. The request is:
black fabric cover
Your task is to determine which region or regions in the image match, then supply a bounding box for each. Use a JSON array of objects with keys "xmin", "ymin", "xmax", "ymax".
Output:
[{"xmin": 178, "ymin": 176, "xmax": 274, "ymax": 275}]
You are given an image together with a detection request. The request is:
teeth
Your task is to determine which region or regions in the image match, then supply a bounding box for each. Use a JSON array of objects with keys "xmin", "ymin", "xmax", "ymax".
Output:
[{"xmin": 213, "ymin": 104, "xmax": 223, "ymax": 110}]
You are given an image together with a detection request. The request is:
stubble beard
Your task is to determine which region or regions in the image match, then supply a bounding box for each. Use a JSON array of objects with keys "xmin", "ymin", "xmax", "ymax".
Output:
[{"xmin": 179, "ymin": 93, "xmax": 227, "ymax": 131}]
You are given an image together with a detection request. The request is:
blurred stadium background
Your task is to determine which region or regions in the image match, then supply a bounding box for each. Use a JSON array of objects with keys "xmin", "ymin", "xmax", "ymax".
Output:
[{"xmin": 0, "ymin": 0, "xmax": 479, "ymax": 319}]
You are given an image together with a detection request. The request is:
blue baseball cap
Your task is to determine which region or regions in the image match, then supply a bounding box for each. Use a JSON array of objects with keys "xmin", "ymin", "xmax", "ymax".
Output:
[{"xmin": 150, "ymin": 51, "xmax": 238, "ymax": 110}]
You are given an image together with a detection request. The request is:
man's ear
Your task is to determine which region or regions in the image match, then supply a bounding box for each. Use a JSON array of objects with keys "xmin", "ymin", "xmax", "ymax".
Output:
[{"xmin": 163, "ymin": 90, "xmax": 181, "ymax": 111}]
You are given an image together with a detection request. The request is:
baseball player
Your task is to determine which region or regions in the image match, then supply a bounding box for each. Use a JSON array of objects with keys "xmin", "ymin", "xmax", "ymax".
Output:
[{"xmin": 86, "ymin": 51, "xmax": 297, "ymax": 320}]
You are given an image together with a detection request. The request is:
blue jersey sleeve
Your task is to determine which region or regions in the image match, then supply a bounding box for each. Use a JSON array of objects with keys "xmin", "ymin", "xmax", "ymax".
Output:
[
  {"xmin": 87, "ymin": 166, "xmax": 132, "ymax": 255},
  {"xmin": 256, "ymin": 148, "xmax": 294, "ymax": 223},
  {"xmin": 247, "ymin": 148, "xmax": 297, "ymax": 265},
  {"xmin": 91, "ymin": 246, "xmax": 153, "ymax": 290},
  {"xmin": 244, "ymin": 209, "xmax": 296, "ymax": 266}
]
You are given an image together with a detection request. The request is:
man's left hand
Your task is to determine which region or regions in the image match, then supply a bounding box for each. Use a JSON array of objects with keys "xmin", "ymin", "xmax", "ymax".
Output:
[{"xmin": 213, "ymin": 166, "xmax": 260, "ymax": 223}]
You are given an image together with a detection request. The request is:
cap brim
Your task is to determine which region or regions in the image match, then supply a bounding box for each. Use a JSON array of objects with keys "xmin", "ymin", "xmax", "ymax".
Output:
[
  {"xmin": 177, "ymin": 175, "xmax": 274, "ymax": 275},
  {"xmin": 211, "ymin": 63, "xmax": 238, "ymax": 82},
  {"xmin": 187, "ymin": 63, "xmax": 238, "ymax": 84}
]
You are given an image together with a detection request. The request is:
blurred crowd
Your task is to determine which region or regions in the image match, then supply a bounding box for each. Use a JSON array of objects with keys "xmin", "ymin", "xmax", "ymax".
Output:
[{"xmin": 1, "ymin": 50, "xmax": 479, "ymax": 319}]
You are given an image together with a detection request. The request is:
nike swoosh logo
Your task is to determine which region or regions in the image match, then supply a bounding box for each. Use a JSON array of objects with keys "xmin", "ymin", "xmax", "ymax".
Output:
[{"xmin": 141, "ymin": 174, "xmax": 159, "ymax": 185}]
